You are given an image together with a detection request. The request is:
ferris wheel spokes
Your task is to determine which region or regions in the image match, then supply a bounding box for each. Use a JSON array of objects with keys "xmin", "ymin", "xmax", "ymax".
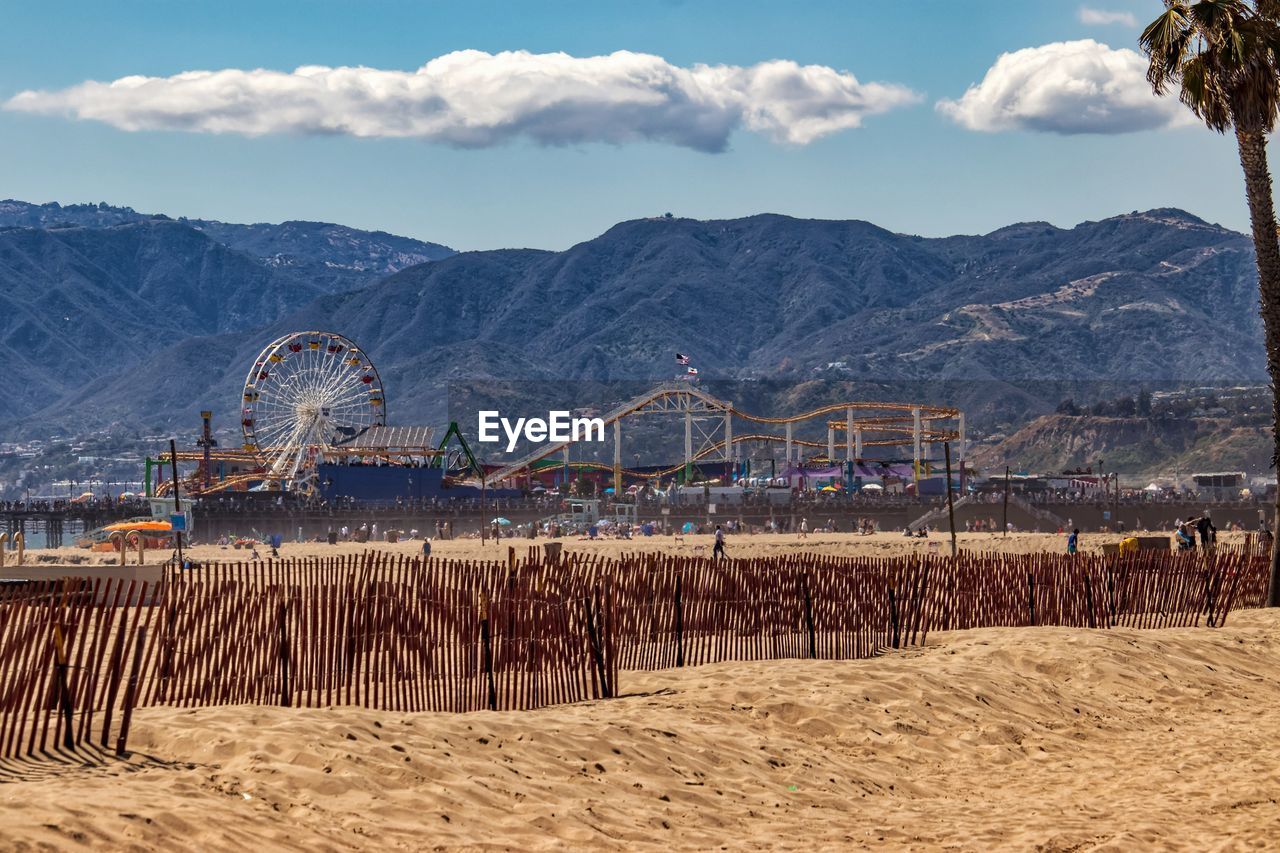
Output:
[{"xmin": 241, "ymin": 331, "xmax": 386, "ymax": 489}]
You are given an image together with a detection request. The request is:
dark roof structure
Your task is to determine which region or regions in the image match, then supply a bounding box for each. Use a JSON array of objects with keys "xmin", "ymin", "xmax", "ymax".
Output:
[{"xmin": 330, "ymin": 426, "xmax": 438, "ymax": 455}]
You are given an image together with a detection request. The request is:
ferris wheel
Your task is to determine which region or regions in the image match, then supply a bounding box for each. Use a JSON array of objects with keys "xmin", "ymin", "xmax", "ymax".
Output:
[{"xmin": 241, "ymin": 331, "xmax": 385, "ymax": 484}]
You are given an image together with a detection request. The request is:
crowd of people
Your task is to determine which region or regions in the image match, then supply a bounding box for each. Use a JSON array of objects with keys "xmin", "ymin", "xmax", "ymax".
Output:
[
  {"xmin": 0, "ymin": 496, "xmax": 149, "ymax": 514},
  {"xmin": 1018, "ymin": 488, "xmax": 1262, "ymax": 508},
  {"xmin": 196, "ymin": 493, "xmax": 564, "ymax": 516}
]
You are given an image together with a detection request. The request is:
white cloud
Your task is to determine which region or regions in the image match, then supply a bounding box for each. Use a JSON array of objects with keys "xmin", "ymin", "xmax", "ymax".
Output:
[
  {"xmin": 3, "ymin": 50, "xmax": 920, "ymax": 152},
  {"xmin": 1078, "ymin": 7, "xmax": 1139, "ymax": 27},
  {"xmin": 936, "ymin": 40, "xmax": 1190, "ymax": 134}
]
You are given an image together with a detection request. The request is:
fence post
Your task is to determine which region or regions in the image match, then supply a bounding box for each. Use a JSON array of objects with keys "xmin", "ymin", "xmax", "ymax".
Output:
[
  {"xmin": 1107, "ymin": 571, "xmax": 1118, "ymax": 627},
  {"xmin": 674, "ymin": 573, "xmax": 685, "ymax": 668},
  {"xmin": 802, "ymin": 575, "xmax": 816, "ymax": 659},
  {"xmin": 888, "ymin": 586, "xmax": 900, "ymax": 649},
  {"xmin": 115, "ymin": 627, "xmax": 146, "ymax": 757},
  {"xmin": 1205, "ymin": 567, "xmax": 1219, "ymax": 628},
  {"xmin": 158, "ymin": 595, "xmax": 176, "ymax": 704},
  {"xmin": 1027, "ymin": 572, "xmax": 1036, "ymax": 626},
  {"xmin": 479, "ymin": 593, "xmax": 497, "ymax": 711},
  {"xmin": 910, "ymin": 557, "xmax": 931, "ymax": 646},
  {"xmin": 53, "ymin": 624, "xmax": 75, "ymax": 751},
  {"xmin": 1083, "ymin": 572, "xmax": 1096, "ymax": 629},
  {"xmin": 278, "ymin": 601, "xmax": 291, "ymax": 707},
  {"xmin": 584, "ymin": 588, "xmax": 612, "ymax": 698}
]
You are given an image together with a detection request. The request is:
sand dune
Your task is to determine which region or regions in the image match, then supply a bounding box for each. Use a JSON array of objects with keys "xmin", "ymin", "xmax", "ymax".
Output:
[{"xmin": 4, "ymin": 608, "xmax": 1279, "ymax": 850}]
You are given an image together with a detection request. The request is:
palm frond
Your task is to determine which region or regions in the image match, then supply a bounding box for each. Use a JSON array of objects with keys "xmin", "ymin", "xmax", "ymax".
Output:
[
  {"xmin": 1141, "ymin": 8, "xmax": 1194, "ymax": 91},
  {"xmin": 1142, "ymin": 0, "xmax": 1280, "ymax": 132}
]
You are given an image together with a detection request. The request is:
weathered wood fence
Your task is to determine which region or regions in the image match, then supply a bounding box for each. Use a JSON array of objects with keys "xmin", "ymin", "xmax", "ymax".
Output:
[
  {"xmin": 0, "ymin": 578, "xmax": 154, "ymax": 765},
  {"xmin": 0, "ymin": 544, "xmax": 1266, "ymax": 762}
]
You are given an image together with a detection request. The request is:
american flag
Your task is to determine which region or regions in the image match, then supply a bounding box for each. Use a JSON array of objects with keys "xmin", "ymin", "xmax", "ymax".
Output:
[{"xmin": 675, "ymin": 353, "xmax": 690, "ymax": 365}]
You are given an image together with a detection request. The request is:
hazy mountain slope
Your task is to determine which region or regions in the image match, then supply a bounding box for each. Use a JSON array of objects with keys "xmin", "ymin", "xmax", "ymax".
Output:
[
  {"xmin": 0, "ymin": 221, "xmax": 333, "ymax": 417},
  {"xmin": 6, "ymin": 208, "xmax": 1266, "ymax": 439},
  {"xmin": 291, "ymin": 209, "xmax": 1262, "ymax": 386},
  {"xmin": 969, "ymin": 413, "xmax": 1272, "ymax": 479},
  {"xmin": 0, "ymin": 199, "xmax": 454, "ymax": 290}
]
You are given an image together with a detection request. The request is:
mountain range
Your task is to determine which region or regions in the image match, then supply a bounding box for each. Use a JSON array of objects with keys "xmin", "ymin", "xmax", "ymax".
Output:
[
  {"xmin": 0, "ymin": 200, "xmax": 455, "ymax": 293},
  {"xmin": 0, "ymin": 201, "xmax": 1267, "ymax": 457}
]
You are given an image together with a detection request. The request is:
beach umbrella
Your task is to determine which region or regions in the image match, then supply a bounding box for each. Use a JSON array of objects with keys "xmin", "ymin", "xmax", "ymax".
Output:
[
  {"xmin": 682, "ymin": 521, "xmax": 695, "ymax": 533},
  {"xmin": 492, "ymin": 517, "xmax": 512, "ymax": 526}
]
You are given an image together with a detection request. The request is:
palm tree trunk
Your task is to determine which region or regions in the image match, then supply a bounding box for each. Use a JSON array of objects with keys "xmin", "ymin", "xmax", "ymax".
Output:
[{"xmin": 1234, "ymin": 126, "xmax": 1280, "ymax": 606}]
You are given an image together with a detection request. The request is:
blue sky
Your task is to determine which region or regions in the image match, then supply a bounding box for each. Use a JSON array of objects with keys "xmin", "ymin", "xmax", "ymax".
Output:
[{"xmin": 0, "ymin": 0, "xmax": 1248, "ymax": 250}]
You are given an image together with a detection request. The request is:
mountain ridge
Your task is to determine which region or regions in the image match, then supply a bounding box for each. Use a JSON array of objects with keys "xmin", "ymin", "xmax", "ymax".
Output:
[
  {"xmin": 0, "ymin": 204, "xmax": 1266, "ymax": 449},
  {"xmin": 0, "ymin": 199, "xmax": 455, "ymax": 287}
]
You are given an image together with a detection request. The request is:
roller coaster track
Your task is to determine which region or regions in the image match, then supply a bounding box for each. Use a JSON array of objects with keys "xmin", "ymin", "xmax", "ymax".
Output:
[
  {"xmin": 486, "ymin": 382, "xmax": 962, "ymax": 484},
  {"xmin": 534, "ymin": 427, "xmax": 961, "ymax": 482},
  {"xmin": 742, "ymin": 404, "xmax": 958, "ymax": 425},
  {"xmin": 154, "ymin": 471, "xmax": 265, "ymax": 497},
  {"xmin": 155, "ymin": 384, "xmax": 962, "ymax": 492}
]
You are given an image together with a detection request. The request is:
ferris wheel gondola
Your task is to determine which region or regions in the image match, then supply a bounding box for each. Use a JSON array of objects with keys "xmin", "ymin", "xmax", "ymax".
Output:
[{"xmin": 241, "ymin": 331, "xmax": 385, "ymax": 486}]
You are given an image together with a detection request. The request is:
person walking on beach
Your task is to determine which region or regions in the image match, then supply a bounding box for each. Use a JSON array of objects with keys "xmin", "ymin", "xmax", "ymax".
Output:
[
  {"xmin": 1067, "ymin": 528, "xmax": 1079, "ymax": 555},
  {"xmin": 713, "ymin": 524, "xmax": 726, "ymax": 561},
  {"xmin": 799, "ymin": 518, "xmax": 808, "ymax": 539},
  {"xmin": 1175, "ymin": 520, "xmax": 1196, "ymax": 552},
  {"xmin": 1196, "ymin": 513, "xmax": 1217, "ymax": 553}
]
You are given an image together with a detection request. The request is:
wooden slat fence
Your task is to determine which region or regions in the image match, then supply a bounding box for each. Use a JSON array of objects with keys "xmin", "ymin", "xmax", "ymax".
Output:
[
  {"xmin": 0, "ymin": 544, "xmax": 1269, "ymax": 762},
  {"xmin": 0, "ymin": 578, "xmax": 154, "ymax": 763}
]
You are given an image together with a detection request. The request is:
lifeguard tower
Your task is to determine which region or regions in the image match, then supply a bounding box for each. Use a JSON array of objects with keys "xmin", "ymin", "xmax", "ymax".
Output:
[{"xmin": 566, "ymin": 499, "xmax": 601, "ymax": 526}]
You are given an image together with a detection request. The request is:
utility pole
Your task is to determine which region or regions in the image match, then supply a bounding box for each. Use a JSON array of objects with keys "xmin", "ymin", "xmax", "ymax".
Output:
[
  {"xmin": 944, "ymin": 442, "xmax": 957, "ymax": 557},
  {"xmin": 1114, "ymin": 471, "xmax": 1121, "ymax": 530},
  {"xmin": 1003, "ymin": 466, "xmax": 1011, "ymax": 537},
  {"xmin": 480, "ymin": 466, "xmax": 487, "ymax": 545},
  {"xmin": 169, "ymin": 439, "xmax": 184, "ymax": 568}
]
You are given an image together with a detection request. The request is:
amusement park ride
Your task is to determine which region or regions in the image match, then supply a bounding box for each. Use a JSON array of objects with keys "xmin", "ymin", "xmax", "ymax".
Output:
[
  {"xmin": 241, "ymin": 331, "xmax": 389, "ymax": 482},
  {"xmin": 153, "ymin": 331, "xmax": 966, "ymax": 499},
  {"xmin": 483, "ymin": 382, "xmax": 965, "ymax": 493}
]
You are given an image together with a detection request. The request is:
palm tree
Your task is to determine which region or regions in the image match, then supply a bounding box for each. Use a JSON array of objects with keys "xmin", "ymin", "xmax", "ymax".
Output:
[{"xmin": 1141, "ymin": 0, "xmax": 1280, "ymax": 604}]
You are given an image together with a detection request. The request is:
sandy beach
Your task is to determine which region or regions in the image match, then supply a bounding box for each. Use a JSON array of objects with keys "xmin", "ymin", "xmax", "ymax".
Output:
[
  {"xmin": 22, "ymin": 529, "xmax": 1249, "ymax": 568},
  {"xmin": 2, "ymin": 604, "xmax": 1277, "ymax": 850}
]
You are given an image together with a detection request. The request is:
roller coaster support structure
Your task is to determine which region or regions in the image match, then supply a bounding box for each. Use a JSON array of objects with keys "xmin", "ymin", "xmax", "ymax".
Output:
[
  {"xmin": 913, "ymin": 407, "xmax": 922, "ymax": 486},
  {"xmin": 485, "ymin": 381, "xmax": 961, "ymax": 487}
]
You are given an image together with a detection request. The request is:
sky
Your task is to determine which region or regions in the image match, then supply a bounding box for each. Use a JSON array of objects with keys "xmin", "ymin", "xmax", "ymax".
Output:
[{"xmin": 0, "ymin": 0, "xmax": 1253, "ymax": 251}]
